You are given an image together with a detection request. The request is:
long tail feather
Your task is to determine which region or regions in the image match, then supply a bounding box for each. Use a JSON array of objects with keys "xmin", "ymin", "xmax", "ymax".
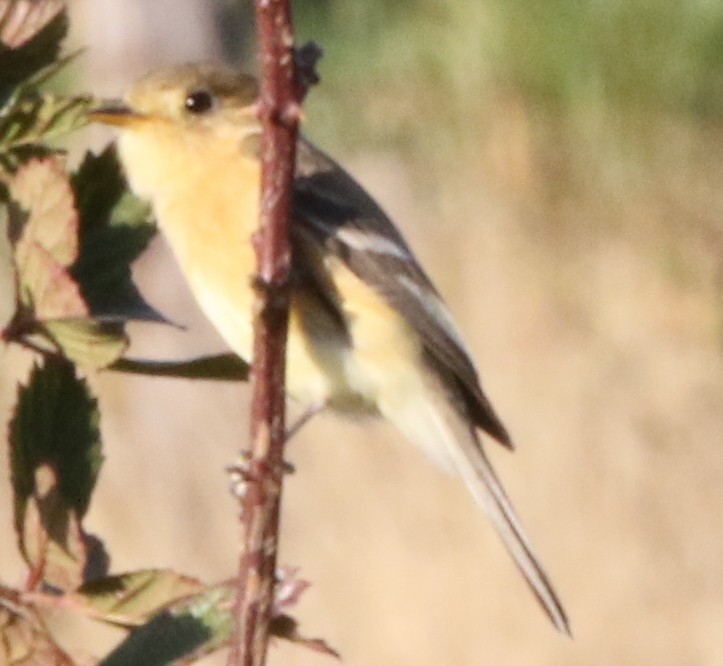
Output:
[
  {"xmin": 383, "ymin": 373, "xmax": 570, "ymax": 635},
  {"xmin": 445, "ymin": 416, "xmax": 570, "ymax": 634}
]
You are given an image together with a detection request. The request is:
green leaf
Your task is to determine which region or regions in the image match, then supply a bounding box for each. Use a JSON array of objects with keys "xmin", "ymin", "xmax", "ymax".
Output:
[
  {"xmin": 98, "ymin": 584, "xmax": 234, "ymax": 666},
  {"xmin": 70, "ymin": 570, "xmax": 205, "ymax": 628},
  {"xmin": 5, "ymin": 155, "xmax": 140, "ymax": 368},
  {"xmin": 71, "ymin": 217, "xmax": 160, "ymax": 323},
  {"xmin": 10, "ymin": 356, "xmax": 102, "ymax": 519},
  {"xmin": 0, "ymin": 1, "xmax": 68, "ymax": 101},
  {"xmin": 43, "ymin": 319, "xmax": 128, "ymax": 369},
  {"xmin": 71, "ymin": 147, "xmax": 164, "ymax": 324},
  {"xmin": 9, "ymin": 356, "xmax": 104, "ymax": 589},
  {"xmin": 98, "ymin": 573, "xmax": 338, "ymax": 665},
  {"xmin": 0, "ymin": 93, "xmax": 92, "ymax": 164},
  {"xmin": 108, "ymin": 354, "xmax": 250, "ymax": 381},
  {"xmin": 0, "ymin": 3, "xmax": 85, "ymax": 175},
  {"xmin": 72, "ymin": 143, "xmax": 131, "ymax": 226}
]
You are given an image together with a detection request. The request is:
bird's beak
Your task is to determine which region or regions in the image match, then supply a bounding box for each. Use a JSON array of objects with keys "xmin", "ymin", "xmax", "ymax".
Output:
[{"xmin": 88, "ymin": 100, "xmax": 144, "ymax": 127}]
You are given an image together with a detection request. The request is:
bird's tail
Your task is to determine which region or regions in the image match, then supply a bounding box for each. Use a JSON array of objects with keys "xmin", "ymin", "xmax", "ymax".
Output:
[
  {"xmin": 445, "ymin": 412, "xmax": 570, "ymax": 634},
  {"xmin": 382, "ymin": 372, "xmax": 570, "ymax": 635}
]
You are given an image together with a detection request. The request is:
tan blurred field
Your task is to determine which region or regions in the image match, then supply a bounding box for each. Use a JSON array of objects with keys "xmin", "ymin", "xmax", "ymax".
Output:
[{"xmin": 2, "ymin": 2, "xmax": 723, "ymax": 664}]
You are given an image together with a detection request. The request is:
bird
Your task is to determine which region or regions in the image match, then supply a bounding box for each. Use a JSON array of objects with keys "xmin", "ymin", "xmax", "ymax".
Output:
[{"xmin": 89, "ymin": 62, "xmax": 569, "ymax": 635}]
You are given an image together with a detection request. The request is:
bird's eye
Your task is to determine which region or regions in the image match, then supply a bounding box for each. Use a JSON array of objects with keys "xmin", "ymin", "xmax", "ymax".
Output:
[{"xmin": 184, "ymin": 89, "xmax": 215, "ymax": 114}]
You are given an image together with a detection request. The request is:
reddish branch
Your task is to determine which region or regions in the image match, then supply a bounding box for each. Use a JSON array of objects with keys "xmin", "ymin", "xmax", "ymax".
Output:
[{"xmin": 227, "ymin": 2, "xmax": 308, "ymax": 665}]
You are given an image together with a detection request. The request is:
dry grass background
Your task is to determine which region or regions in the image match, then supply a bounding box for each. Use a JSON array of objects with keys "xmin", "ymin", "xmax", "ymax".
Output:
[{"xmin": 2, "ymin": 1, "xmax": 723, "ymax": 664}]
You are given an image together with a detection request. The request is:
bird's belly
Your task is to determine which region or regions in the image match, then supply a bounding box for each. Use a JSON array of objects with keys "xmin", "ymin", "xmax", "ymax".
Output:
[
  {"xmin": 190, "ymin": 273, "xmax": 375, "ymax": 414},
  {"xmin": 183, "ymin": 249, "xmax": 423, "ymax": 420}
]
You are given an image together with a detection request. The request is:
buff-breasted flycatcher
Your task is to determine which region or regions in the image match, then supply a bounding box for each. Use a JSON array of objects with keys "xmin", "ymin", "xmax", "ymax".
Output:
[{"xmin": 90, "ymin": 63, "xmax": 569, "ymax": 634}]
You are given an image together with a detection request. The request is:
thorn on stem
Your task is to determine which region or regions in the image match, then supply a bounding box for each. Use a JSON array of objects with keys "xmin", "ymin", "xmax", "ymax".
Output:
[
  {"xmin": 250, "ymin": 273, "xmax": 292, "ymax": 312},
  {"xmin": 227, "ymin": 453, "xmax": 295, "ymax": 499}
]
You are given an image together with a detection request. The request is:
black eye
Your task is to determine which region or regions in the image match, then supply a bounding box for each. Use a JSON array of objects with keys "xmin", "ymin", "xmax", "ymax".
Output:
[{"xmin": 184, "ymin": 89, "xmax": 214, "ymax": 114}]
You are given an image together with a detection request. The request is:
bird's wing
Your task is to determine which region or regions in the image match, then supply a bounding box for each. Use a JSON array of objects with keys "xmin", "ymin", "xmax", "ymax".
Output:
[{"xmin": 292, "ymin": 138, "xmax": 511, "ymax": 447}]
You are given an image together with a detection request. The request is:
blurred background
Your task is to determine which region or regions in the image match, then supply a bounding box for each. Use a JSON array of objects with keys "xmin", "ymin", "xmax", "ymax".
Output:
[{"xmin": 2, "ymin": 0, "xmax": 723, "ymax": 663}]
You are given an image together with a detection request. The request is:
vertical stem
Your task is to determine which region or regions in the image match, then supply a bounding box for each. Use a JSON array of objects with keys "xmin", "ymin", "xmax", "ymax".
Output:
[{"xmin": 227, "ymin": 1, "xmax": 298, "ymax": 664}]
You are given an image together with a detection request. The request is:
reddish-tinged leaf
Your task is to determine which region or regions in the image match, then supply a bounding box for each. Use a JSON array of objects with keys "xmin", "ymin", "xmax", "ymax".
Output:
[
  {"xmin": 0, "ymin": 0, "xmax": 65, "ymax": 49},
  {"xmin": 273, "ymin": 567, "xmax": 310, "ymax": 614},
  {"xmin": 9, "ymin": 157, "xmax": 87, "ymax": 320},
  {"xmin": 21, "ymin": 464, "xmax": 89, "ymax": 591},
  {"xmin": 270, "ymin": 615, "xmax": 340, "ymax": 659},
  {"xmin": 6, "ymin": 157, "xmax": 132, "ymax": 367},
  {"xmin": 0, "ymin": 586, "xmax": 74, "ymax": 665},
  {"xmin": 11, "ymin": 156, "xmax": 78, "ymax": 266},
  {"xmin": 15, "ymin": 242, "xmax": 86, "ymax": 320},
  {"xmin": 0, "ymin": 2, "xmax": 69, "ymax": 138},
  {"xmin": 269, "ymin": 569, "xmax": 340, "ymax": 657}
]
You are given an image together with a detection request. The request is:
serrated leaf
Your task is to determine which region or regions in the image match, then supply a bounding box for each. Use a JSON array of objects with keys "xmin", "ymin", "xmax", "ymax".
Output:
[
  {"xmin": 5, "ymin": 156, "xmax": 134, "ymax": 367},
  {"xmin": 21, "ymin": 464, "xmax": 90, "ymax": 590},
  {"xmin": 71, "ymin": 147, "xmax": 164, "ymax": 324},
  {"xmin": 70, "ymin": 570, "xmax": 205, "ymax": 628},
  {"xmin": 0, "ymin": 586, "xmax": 75, "ymax": 666},
  {"xmin": 97, "ymin": 575, "xmax": 337, "ymax": 665},
  {"xmin": 0, "ymin": 93, "xmax": 91, "ymax": 160},
  {"xmin": 10, "ymin": 356, "xmax": 102, "ymax": 518},
  {"xmin": 36, "ymin": 94, "xmax": 89, "ymax": 140},
  {"xmin": 11, "ymin": 155, "xmax": 78, "ymax": 267},
  {"xmin": 17, "ymin": 242, "xmax": 86, "ymax": 320},
  {"xmin": 0, "ymin": 1, "xmax": 67, "ymax": 99},
  {"xmin": 8, "ymin": 156, "xmax": 87, "ymax": 322},
  {"xmin": 9, "ymin": 357, "xmax": 103, "ymax": 588},
  {"xmin": 108, "ymin": 354, "xmax": 249, "ymax": 381},
  {"xmin": 72, "ymin": 144, "xmax": 131, "ymax": 226},
  {"xmin": 98, "ymin": 584, "xmax": 234, "ymax": 666},
  {"xmin": 71, "ymin": 220, "xmax": 160, "ymax": 322}
]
